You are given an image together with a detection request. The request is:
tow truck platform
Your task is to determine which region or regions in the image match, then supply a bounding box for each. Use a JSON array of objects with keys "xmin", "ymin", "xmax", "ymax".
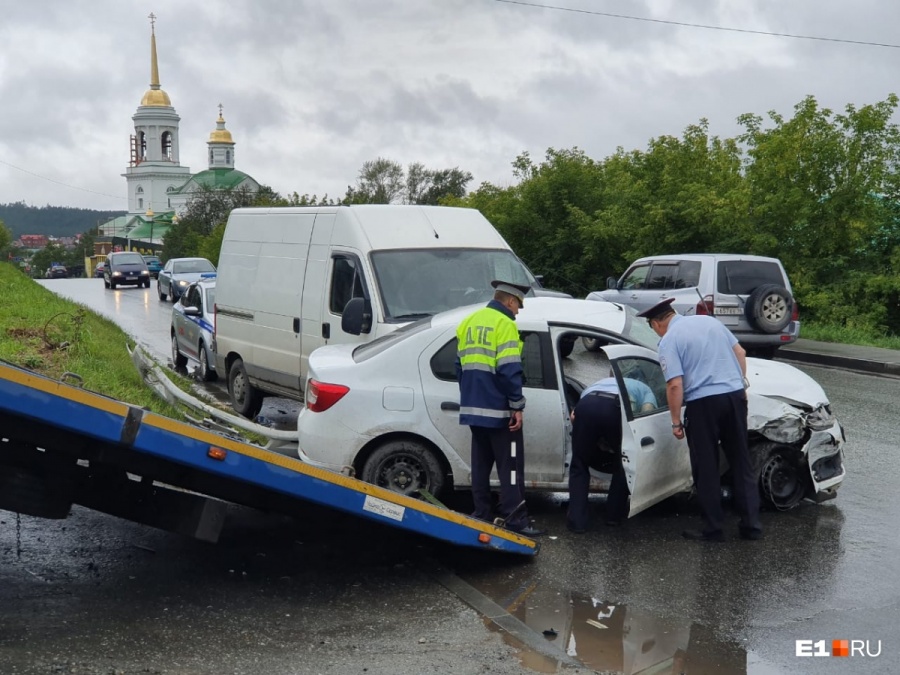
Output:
[{"xmin": 0, "ymin": 360, "xmax": 538, "ymax": 556}]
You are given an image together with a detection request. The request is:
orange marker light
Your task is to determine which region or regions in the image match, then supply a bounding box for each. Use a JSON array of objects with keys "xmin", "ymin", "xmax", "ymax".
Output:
[
  {"xmin": 478, "ymin": 533, "xmax": 491, "ymax": 544},
  {"xmin": 208, "ymin": 447, "xmax": 227, "ymax": 461}
]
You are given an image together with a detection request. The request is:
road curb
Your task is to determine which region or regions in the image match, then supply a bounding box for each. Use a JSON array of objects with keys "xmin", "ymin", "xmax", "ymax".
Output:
[{"xmin": 778, "ymin": 349, "xmax": 900, "ymax": 378}]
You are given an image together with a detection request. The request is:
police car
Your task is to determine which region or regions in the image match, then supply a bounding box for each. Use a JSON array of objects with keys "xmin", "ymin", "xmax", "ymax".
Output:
[{"xmin": 170, "ymin": 275, "xmax": 217, "ymax": 381}]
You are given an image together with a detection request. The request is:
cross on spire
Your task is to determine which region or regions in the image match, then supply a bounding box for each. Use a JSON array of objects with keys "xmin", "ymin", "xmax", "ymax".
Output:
[
  {"xmin": 218, "ymin": 103, "xmax": 224, "ymax": 117},
  {"xmin": 148, "ymin": 12, "xmax": 156, "ymax": 33}
]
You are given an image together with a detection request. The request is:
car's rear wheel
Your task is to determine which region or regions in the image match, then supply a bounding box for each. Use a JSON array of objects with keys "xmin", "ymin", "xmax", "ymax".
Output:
[
  {"xmin": 758, "ymin": 445, "xmax": 808, "ymax": 510},
  {"xmin": 361, "ymin": 440, "xmax": 445, "ymax": 498},
  {"xmin": 228, "ymin": 358, "xmax": 263, "ymax": 419},
  {"xmin": 199, "ymin": 343, "xmax": 217, "ymax": 382},
  {"xmin": 745, "ymin": 284, "xmax": 792, "ymax": 334},
  {"xmin": 171, "ymin": 333, "xmax": 188, "ymax": 368}
]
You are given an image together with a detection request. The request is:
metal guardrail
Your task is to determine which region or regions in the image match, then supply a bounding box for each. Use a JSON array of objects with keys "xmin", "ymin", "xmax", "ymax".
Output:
[{"xmin": 128, "ymin": 344, "xmax": 299, "ymax": 455}]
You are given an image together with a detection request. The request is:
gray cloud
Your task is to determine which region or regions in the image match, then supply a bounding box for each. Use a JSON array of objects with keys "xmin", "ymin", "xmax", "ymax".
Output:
[{"xmin": 1, "ymin": 0, "xmax": 899, "ymax": 210}]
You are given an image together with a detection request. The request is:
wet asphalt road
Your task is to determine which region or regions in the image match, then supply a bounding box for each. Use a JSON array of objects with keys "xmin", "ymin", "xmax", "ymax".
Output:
[{"xmin": 1, "ymin": 278, "xmax": 897, "ymax": 674}]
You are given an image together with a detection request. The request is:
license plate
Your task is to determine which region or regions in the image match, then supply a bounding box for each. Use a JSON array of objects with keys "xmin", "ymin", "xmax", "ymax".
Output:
[
  {"xmin": 126, "ymin": 276, "xmax": 136, "ymax": 280},
  {"xmin": 716, "ymin": 307, "xmax": 742, "ymax": 315}
]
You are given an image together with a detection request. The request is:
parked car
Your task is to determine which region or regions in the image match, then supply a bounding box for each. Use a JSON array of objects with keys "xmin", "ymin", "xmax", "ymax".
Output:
[
  {"xmin": 103, "ymin": 252, "xmax": 151, "ymax": 289},
  {"xmin": 142, "ymin": 255, "xmax": 163, "ymax": 279},
  {"xmin": 93, "ymin": 261, "xmax": 106, "ymax": 278},
  {"xmin": 587, "ymin": 254, "xmax": 799, "ymax": 358},
  {"xmin": 45, "ymin": 265, "xmax": 68, "ymax": 279},
  {"xmin": 171, "ymin": 279, "xmax": 217, "ymax": 381},
  {"xmin": 157, "ymin": 257, "xmax": 216, "ymax": 302},
  {"xmin": 296, "ymin": 297, "xmax": 845, "ymax": 516}
]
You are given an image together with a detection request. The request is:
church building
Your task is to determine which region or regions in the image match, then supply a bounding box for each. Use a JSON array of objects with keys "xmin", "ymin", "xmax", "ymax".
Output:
[{"xmin": 100, "ymin": 14, "xmax": 260, "ymax": 251}]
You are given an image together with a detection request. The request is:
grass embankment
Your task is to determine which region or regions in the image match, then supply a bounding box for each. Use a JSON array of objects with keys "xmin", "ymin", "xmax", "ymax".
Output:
[
  {"xmin": 800, "ymin": 322, "xmax": 900, "ymax": 351},
  {"xmin": 0, "ymin": 263, "xmax": 187, "ymax": 418}
]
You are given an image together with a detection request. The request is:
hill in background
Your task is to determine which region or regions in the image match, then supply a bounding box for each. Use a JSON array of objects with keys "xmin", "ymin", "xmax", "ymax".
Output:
[{"xmin": 0, "ymin": 202, "xmax": 126, "ymax": 238}]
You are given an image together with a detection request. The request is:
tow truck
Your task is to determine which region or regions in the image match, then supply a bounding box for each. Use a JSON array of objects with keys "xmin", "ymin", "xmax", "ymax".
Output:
[{"xmin": 0, "ymin": 356, "xmax": 538, "ymax": 557}]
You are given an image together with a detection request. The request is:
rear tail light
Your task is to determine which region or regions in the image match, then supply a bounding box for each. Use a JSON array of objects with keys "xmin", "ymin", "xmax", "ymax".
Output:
[
  {"xmin": 695, "ymin": 295, "xmax": 714, "ymax": 316},
  {"xmin": 306, "ymin": 379, "xmax": 350, "ymax": 412},
  {"xmin": 791, "ymin": 301, "xmax": 800, "ymax": 322}
]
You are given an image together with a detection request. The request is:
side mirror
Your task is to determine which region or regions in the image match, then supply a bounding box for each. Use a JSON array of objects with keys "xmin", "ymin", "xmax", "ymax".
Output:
[
  {"xmin": 183, "ymin": 306, "xmax": 201, "ymax": 316},
  {"xmin": 533, "ymin": 274, "xmax": 545, "ymax": 288},
  {"xmin": 606, "ymin": 276, "xmax": 618, "ymax": 290},
  {"xmin": 341, "ymin": 297, "xmax": 373, "ymax": 335}
]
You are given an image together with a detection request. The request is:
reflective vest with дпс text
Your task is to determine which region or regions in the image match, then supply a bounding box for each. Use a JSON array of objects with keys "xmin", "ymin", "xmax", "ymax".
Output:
[{"xmin": 456, "ymin": 303, "xmax": 526, "ymax": 428}]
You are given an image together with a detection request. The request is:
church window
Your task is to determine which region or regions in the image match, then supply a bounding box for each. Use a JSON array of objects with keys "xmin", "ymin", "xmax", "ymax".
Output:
[
  {"xmin": 139, "ymin": 132, "xmax": 147, "ymax": 159},
  {"xmin": 226, "ymin": 150, "xmax": 232, "ymax": 164},
  {"xmin": 162, "ymin": 131, "xmax": 173, "ymax": 160}
]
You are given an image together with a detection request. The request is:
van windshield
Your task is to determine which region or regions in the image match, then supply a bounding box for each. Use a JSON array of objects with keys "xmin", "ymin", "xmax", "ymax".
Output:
[{"xmin": 371, "ymin": 248, "xmax": 537, "ymax": 321}]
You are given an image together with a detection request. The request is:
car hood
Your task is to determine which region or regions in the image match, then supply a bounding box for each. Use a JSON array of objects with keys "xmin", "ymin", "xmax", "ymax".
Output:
[{"xmin": 745, "ymin": 357, "xmax": 829, "ymax": 409}]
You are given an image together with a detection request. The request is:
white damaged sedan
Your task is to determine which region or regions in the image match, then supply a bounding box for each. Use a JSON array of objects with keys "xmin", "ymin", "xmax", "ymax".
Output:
[{"xmin": 297, "ymin": 298, "xmax": 845, "ymax": 516}]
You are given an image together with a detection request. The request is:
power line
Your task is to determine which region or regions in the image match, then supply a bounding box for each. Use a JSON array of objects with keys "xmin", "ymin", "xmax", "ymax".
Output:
[
  {"xmin": 491, "ymin": 0, "xmax": 900, "ymax": 49},
  {"xmin": 0, "ymin": 157, "xmax": 123, "ymax": 203}
]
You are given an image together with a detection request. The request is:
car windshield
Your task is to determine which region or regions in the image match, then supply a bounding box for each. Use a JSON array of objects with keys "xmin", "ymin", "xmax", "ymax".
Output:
[
  {"xmin": 173, "ymin": 259, "xmax": 216, "ymax": 274},
  {"xmin": 370, "ymin": 248, "xmax": 537, "ymax": 321},
  {"xmin": 114, "ymin": 253, "xmax": 144, "ymax": 265}
]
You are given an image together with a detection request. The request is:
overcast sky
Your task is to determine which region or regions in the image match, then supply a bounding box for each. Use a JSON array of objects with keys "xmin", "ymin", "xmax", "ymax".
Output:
[{"xmin": 1, "ymin": 0, "xmax": 899, "ymax": 212}]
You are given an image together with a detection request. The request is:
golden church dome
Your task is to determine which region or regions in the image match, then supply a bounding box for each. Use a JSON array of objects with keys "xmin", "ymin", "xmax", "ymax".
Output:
[
  {"xmin": 140, "ymin": 87, "xmax": 172, "ymax": 107},
  {"xmin": 208, "ymin": 109, "xmax": 234, "ymax": 144}
]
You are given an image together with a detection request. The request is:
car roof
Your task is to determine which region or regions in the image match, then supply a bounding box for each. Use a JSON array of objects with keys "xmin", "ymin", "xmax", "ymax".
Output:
[
  {"xmin": 631, "ymin": 253, "xmax": 783, "ymax": 264},
  {"xmin": 430, "ymin": 297, "xmax": 629, "ymax": 333}
]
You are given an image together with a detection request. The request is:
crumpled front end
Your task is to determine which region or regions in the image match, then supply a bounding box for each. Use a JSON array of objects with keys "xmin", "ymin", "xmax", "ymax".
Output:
[{"xmin": 748, "ymin": 390, "xmax": 845, "ymax": 507}]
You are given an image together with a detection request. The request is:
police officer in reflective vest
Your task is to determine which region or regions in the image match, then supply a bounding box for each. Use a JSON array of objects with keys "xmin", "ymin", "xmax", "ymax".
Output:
[{"xmin": 456, "ymin": 280, "xmax": 543, "ymax": 537}]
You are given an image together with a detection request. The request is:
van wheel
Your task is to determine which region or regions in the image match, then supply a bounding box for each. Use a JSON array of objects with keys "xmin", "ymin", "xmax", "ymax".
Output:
[
  {"xmin": 199, "ymin": 343, "xmax": 217, "ymax": 382},
  {"xmin": 228, "ymin": 358, "xmax": 263, "ymax": 419},
  {"xmin": 745, "ymin": 284, "xmax": 792, "ymax": 334},
  {"xmin": 171, "ymin": 334, "xmax": 188, "ymax": 368},
  {"xmin": 361, "ymin": 440, "xmax": 445, "ymax": 498}
]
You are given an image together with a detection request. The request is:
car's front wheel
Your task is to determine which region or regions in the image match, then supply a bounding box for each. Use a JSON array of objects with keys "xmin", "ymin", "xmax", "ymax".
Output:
[
  {"xmin": 158, "ymin": 282, "xmax": 167, "ymax": 301},
  {"xmin": 228, "ymin": 358, "xmax": 263, "ymax": 419},
  {"xmin": 756, "ymin": 443, "xmax": 808, "ymax": 510},
  {"xmin": 171, "ymin": 333, "xmax": 188, "ymax": 368},
  {"xmin": 361, "ymin": 440, "xmax": 445, "ymax": 498},
  {"xmin": 199, "ymin": 343, "xmax": 217, "ymax": 382}
]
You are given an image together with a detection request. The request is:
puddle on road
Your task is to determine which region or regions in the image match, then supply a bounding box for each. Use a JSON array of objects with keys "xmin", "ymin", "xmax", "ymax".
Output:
[{"xmin": 479, "ymin": 582, "xmax": 747, "ymax": 674}]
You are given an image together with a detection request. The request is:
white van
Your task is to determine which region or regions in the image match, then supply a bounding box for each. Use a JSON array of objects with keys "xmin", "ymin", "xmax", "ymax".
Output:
[{"xmin": 213, "ymin": 204, "xmax": 548, "ymax": 418}]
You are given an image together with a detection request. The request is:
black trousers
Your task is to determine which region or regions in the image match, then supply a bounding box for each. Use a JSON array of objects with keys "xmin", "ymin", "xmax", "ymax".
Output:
[
  {"xmin": 568, "ymin": 393, "xmax": 628, "ymax": 530},
  {"xmin": 684, "ymin": 389, "xmax": 761, "ymax": 534},
  {"xmin": 470, "ymin": 425, "xmax": 528, "ymax": 530}
]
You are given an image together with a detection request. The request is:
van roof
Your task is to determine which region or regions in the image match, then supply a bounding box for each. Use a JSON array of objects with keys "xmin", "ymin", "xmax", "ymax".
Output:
[{"xmin": 229, "ymin": 205, "xmax": 510, "ymax": 251}]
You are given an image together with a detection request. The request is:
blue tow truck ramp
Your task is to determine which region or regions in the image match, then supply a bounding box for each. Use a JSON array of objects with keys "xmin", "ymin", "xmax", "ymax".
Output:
[{"xmin": 0, "ymin": 360, "xmax": 538, "ymax": 556}]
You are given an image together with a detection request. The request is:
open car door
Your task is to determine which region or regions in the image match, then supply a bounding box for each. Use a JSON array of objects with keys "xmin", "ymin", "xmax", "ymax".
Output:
[{"xmin": 600, "ymin": 344, "xmax": 693, "ymax": 516}]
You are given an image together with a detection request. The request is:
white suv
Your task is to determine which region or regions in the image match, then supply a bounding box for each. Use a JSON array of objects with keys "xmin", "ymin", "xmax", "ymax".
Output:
[{"xmin": 587, "ymin": 254, "xmax": 799, "ymax": 358}]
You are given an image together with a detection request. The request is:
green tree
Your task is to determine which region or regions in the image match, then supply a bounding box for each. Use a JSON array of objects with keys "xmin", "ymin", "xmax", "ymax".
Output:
[
  {"xmin": 0, "ymin": 219, "xmax": 12, "ymax": 262},
  {"xmin": 739, "ymin": 94, "xmax": 900, "ymax": 330}
]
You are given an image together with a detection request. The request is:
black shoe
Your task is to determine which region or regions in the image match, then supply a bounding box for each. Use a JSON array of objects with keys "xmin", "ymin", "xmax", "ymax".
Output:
[
  {"xmin": 515, "ymin": 525, "xmax": 545, "ymax": 537},
  {"xmin": 682, "ymin": 529, "xmax": 725, "ymax": 542},
  {"xmin": 567, "ymin": 522, "xmax": 586, "ymax": 534},
  {"xmin": 739, "ymin": 526, "xmax": 763, "ymax": 541}
]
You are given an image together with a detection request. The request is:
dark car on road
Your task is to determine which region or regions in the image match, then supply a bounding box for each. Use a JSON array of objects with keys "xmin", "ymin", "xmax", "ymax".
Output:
[
  {"xmin": 45, "ymin": 265, "xmax": 68, "ymax": 279},
  {"xmin": 142, "ymin": 255, "xmax": 163, "ymax": 279},
  {"xmin": 103, "ymin": 252, "xmax": 151, "ymax": 290}
]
